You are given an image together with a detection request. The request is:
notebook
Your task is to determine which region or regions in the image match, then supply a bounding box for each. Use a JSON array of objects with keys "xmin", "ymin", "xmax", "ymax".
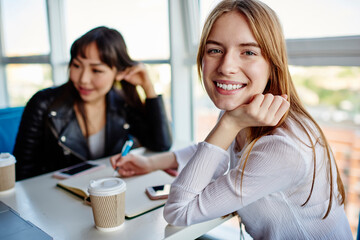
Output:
[{"xmin": 56, "ymin": 167, "xmax": 175, "ymax": 219}]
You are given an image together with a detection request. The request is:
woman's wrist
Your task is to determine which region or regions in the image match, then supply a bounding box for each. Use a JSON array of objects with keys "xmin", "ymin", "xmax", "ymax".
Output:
[
  {"xmin": 148, "ymin": 152, "xmax": 178, "ymax": 172},
  {"xmin": 221, "ymin": 111, "xmax": 248, "ymax": 131},
  {"xmin": 205, "ymin": 114, "xmax": 241, "ymax": 150},
  {"xmin": 147, "ymin": 155, "xmax": 158, "ymax": 172},
  {"xmin": 142, "ymin": 80, "xmax": 157, "ymax": 99}
]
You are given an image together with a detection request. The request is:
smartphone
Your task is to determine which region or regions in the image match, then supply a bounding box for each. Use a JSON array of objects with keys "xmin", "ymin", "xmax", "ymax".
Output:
[
  {"xmin": 145, "ymin": 184, "xmax": 171, "ymax": 200},
  {"xmin": 52, "ymin": 162, "xmax": 105, "ymax": 179}
]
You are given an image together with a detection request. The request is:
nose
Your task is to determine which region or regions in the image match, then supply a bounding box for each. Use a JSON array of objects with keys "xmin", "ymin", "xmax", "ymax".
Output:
[
  {"xmin": 79, "ymin": 68, "xmax": 91, "ymax": 84},
  {"xmin": 217, "ymin": 51, "xmax": 239, "ymax": 75}
]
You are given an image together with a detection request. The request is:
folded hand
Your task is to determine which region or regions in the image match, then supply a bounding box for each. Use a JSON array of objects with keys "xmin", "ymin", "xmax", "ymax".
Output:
[{"xmin": 224, "ymin": 93, "xmax": 290, "ymax": 131}]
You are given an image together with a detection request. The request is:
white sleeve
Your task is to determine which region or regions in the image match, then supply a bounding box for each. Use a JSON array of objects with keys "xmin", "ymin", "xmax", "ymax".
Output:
[
  {"xmin": 163, "ymin": 136, "xmax": 306, "ymax": 226},
  {"xmin": 173, "ymin": 144, "xmax": 198, "ymax": 173},
  {"xmin": 173, "ymin": 111, "xmax": 226, "ymax": 173}
]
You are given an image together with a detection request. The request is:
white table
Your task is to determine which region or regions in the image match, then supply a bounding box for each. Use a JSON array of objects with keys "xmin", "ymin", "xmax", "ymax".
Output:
[{"xmin": 0, "ymin": 157, "xmax": 233, "ymax": 240}]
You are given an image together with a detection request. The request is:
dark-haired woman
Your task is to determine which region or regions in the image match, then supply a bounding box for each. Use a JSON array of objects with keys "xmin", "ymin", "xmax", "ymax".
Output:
[{"xmin": 14, "ymin": 26, "xmax": 172, "ymax": 181}]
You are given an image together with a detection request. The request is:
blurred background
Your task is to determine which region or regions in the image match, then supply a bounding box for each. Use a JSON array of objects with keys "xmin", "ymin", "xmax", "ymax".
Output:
[{"xmin": 0, "ymin": 0, "xmax": 359, "ymax": 238}]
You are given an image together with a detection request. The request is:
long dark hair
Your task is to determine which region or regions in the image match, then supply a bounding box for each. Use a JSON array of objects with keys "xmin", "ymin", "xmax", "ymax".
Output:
[{"xmin": 68, "ymin": 26, "xmax": 143, "ymax": 138}]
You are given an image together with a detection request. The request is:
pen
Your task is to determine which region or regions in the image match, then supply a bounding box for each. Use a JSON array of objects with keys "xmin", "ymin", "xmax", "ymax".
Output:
[{"xmin": 113, "ymin": 139, "xmax": 134, "ymax": 176}]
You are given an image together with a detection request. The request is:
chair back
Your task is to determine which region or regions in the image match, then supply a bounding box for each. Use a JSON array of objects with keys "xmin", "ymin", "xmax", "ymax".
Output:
[{"xmin": 0, "ymin": 107, "xmax": 24, "ymax": 153}]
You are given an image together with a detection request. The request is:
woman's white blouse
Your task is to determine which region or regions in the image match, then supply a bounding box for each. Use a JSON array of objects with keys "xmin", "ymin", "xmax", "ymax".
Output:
[{"xmin": 164, "ymin": 118, "xmax": 352, "ymax": 239}]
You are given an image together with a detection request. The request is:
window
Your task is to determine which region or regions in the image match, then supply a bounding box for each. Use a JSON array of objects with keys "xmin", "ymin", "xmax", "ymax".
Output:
[
  {"xmin": 6, "ymin": 64, "xmax": 52, "ymax": 106},
  {"xmin": 290, "ymin": 66, "xmax": 360, "ymax": 125},
  {"xmin": 261, "ymin": 0, "xmax": 360, "ymax": 39},
  {"xmin": 64, "ymin": 0, "xmax": 169, "ymax": 61},
  {"xmin": 1, "ymin": 0, "xmax": 50, "ymax": 57},
  {"xmin": 0, "ymin": 0, "xmax": 50, "ymax": 107}
]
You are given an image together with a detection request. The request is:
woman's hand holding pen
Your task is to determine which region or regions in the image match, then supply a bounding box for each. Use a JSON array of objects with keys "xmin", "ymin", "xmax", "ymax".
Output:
[
  {"xmin": 110, "ymin": 150, "xmax": 178, "ymax": 178},
  {"xmin": 110, "ymin": 138, "xmax": 151, "ymax": 177},
  {"xmin": 110, "ymin": 154, "xmax": 152, "ymax": 177}
]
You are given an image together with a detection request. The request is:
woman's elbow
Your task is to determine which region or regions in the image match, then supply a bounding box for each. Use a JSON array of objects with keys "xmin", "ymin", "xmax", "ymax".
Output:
[{"xmin": 163, "ymin": 202, "xmax": 190, "ymax": 226}]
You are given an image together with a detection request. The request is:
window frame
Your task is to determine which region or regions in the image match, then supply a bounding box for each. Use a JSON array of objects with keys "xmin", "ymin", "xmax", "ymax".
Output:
[{"xmin": 287, "ymin": 36, "xmax": 360, "ymax": 67}]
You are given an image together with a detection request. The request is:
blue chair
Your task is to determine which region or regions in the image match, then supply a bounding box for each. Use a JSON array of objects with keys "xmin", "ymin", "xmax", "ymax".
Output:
[{"xmin": 0, "ymin": 106, "xmax": 24, "ymax": 153}]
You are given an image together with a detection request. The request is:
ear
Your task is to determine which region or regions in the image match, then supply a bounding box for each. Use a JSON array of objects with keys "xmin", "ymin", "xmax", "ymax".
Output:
[{"xmin": 115, "ymin": 71, "xmax": 126, "ymax": 82}]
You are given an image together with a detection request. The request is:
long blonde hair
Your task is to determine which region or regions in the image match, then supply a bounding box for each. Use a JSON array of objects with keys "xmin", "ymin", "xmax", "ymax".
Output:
[{"xmin": 197, "ymin": 0, "xmax": 345, "ymax": 219}]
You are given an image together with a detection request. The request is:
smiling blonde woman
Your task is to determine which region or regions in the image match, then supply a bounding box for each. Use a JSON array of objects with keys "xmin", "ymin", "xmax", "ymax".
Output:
[{"xmin": 111, "ymin": 0, "xmax": 352, "ymax": 239}]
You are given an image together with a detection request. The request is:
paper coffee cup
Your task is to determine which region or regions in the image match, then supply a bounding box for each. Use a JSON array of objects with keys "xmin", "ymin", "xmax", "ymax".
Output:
[
  {"xmin": 88, "ymin": 177, "xmax": 126, "ymax": 232},
  {"xmin": 0, "ymin": 153, "xmax": 16, "ymax": 193}
]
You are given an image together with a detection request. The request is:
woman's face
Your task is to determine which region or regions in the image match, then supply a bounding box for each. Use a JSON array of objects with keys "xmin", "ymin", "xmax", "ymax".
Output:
[
  {"xmin": 202, "ymin": 11, "xmax": 270, "ymax": 111},
  {"xmin": 69, "ymin": 42, "xmax": 124, "ymax": 104}
]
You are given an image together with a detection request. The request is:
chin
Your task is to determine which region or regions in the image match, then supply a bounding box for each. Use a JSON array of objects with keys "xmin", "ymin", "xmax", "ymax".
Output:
[
  {"xmin": 213, "ymin": 101, "xmax": 239, "ymax": 111},
  {"xmin": 79, "ymin": 95, "xmax": 93, "ymax": 103},
  {"xmin": 210, "ymin": 96, "xmax": 244, "ymax": 111}
]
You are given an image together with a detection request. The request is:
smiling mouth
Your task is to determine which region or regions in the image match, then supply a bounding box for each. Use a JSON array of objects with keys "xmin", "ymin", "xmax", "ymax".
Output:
[
  {"xmin": 215, "ymin": 81, "xmax": 246, "ymax": 91},
  {"xmin": 78, "ymin": 86, "xmax": 94, "ymax": 95}
]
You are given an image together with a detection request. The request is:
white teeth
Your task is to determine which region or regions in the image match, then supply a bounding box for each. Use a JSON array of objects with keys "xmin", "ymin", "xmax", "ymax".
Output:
[{"xmin": 216, "ymin": 82, "xmax": 244, "ymax": 90}]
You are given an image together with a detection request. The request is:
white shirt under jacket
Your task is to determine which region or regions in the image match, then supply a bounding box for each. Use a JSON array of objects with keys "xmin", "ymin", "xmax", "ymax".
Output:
[{"xmin": 163, "ymin": 117, "xmax": 352, "ymax": 240}]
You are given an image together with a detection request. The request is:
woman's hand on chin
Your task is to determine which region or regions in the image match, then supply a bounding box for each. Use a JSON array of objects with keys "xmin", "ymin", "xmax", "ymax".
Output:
[
  {"xmin": 225, "ymin": 93, "xmax": 289, "ymax": 130},
  {"xmin": 205, "ymin": 93, "xmax": 289, "ymax": 150}
]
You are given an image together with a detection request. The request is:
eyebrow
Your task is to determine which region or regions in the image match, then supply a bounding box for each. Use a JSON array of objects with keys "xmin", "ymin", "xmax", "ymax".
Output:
[
  {"xmin": 206, "ymin": 40, "xmax": 260, "ymax": 48},
  {"xmin": 90, "ymin": 63, "xmax": 105, "ymax": 67}
]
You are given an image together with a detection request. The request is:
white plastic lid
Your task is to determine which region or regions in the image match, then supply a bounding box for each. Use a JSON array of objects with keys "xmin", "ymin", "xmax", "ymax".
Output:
[
  {"xmin": 0, "ymin": 153, "xmax": 16, "ymax": 167},
  {"xmin": 88, "ymin": 178, "xmax": 126, "ymax": 196}
]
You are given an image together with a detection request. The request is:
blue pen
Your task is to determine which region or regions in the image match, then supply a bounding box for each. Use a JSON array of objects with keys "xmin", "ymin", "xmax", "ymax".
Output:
[
  {"xmin": 121, "ymin": 139, "xmax": 133, "ymax": 157},
  {"xmin": 113, "ymin": 139, "xmax": 134, "ymax": 176}
]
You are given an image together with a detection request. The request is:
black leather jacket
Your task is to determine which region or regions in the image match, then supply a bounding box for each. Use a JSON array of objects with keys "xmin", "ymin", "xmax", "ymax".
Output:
[{"xmin": 14, "ymin": 83, "xmax": 172, "ymax": 180}]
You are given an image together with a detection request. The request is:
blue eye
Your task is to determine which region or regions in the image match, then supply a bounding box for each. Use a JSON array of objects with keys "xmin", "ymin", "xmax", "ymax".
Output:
[
  {"xmin": 244, "ymin": 51, "xmax": 256, "ymax": 56},
  {"xmin": 207, "ymin": 49, "xmax": 222, "ymax": 54}
]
